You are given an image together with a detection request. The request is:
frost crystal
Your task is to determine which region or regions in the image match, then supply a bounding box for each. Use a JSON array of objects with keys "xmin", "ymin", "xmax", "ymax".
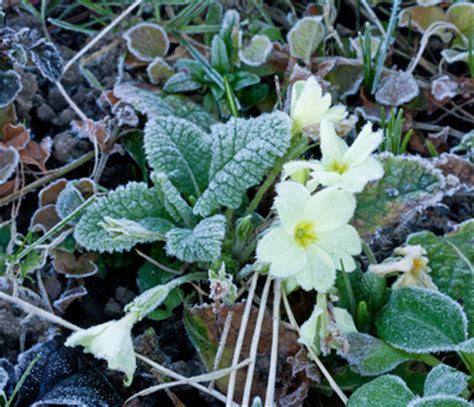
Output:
[{"xmin": 193, "ymin": 111, "xmax": 292, "ymax": 216}]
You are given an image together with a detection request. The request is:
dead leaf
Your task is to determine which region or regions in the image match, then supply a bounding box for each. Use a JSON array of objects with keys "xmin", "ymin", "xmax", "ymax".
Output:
[
  {"xmin": 30, "ymin": 204, "xmax": 61, "ymax": 232},
  {"xmin": 185, "ymin": 303, "xmax": 311, "ymax": 405},
  {"xmin": 19, "ymin": 137, "xmax": 52, "ymax": 172},
  {"xmin": 72, "ymin": 119, "xmax": 110, "ymax": 152},
  {"xmin": 39, "ymin": 178, "xmax": 67, "ymax": 206},
  {"xmin": 2, "ymin": 123, "xmax": 30, "ymax": 149}
]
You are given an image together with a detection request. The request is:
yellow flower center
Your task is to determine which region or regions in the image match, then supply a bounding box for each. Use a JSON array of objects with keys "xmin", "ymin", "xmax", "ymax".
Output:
[
  {"xmin": 294, "ymin": 221, "xmax": 317, "ymax": 248},
  {"xmin": 327, "ymin": 160, "xmax": 349, "ymax": 175},
  {"xmin": 412, "ymin": 257, "xmax": 427, "ymax": 275}
]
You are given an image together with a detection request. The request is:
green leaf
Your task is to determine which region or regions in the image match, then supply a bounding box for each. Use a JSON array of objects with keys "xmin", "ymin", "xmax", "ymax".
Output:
[
  {"xmin": 407, "ymin": 220, "xmax": 474, "ymax": 336},
  {"xmin": 29, "ymin": 39, "xmax": 64, "ymax": 82},
  {"xmin": 74, "ymin": 183, "xmax": 173, "ymax": 253},
  {"xmin": 163, "ymin": 72, "xmax": 202, "ymax": 93},
  {"xmin": 211, "ymin": 35, "xmax": 230, "ymax": 73},
  {"xmin": 424, "ymin": 364, "xmax": 468, "ymax": 397},
  {"xmin": 361, "ymin": 271, "xmax": 388, "ymax": 315},
  {"xmin": 122, "ymin": 131, "xmax": 148, "ymax": 181},
  {"xmin": 344, "ymin": 333, "xmax": 412, "ymax": 376},
  {"xmin": 287, "ymin": 17, "xmax": 325, "ymax": 65},
  {"xmin": 123, "ymin": 22, "xmax": 169, "ymax": 62},
  {"xmin": 409, "ymin": 396, "xmax": 471, "ymax": 407},
  {"xmin": 0, "ymin": 70, "xmax": 22, "ymax": 108},
  {"xmin": 0, "ymin": 146, "xmax": 19, "ymax": 184},
  {"xmin": 354, "ymin": 154, "xmax": 445, "ymax": 240},
  {"xmin": 193, "ymin": 112, "xmax": 292, "ymax": 217},
  {"xmin": 113, "ymin": 83, "xmax": 217, "ymax": 130},
  {"xmin": 165, "ymin": 215, "xmax": 226, "ymax": 263},
  {"xmin": 152, "ymin": 172, "xmax": 196, "ymax": 227},
  {"xmin": 347, "ymin": 375, "xmax": 415, "ymax": 407},
  {"xmin": 145, "ymin": 116, "xmax": 212, "ymax": 197},
  {"xmin": 239, "ymin": 34, "xmax": 273, "ymax": 67},
  {"xmin": 376, "ymin": 287, "xmax": 467, "ymax": 353}
]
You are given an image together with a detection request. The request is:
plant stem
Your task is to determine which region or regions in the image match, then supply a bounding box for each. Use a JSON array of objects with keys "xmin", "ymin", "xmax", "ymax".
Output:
[
  {"xmin": 224, "ymin": 76, "xmax": 239, "ymax": 118},
  {"xmin": 246, "ymin": 136, "xmax": 308, "ymax": 215},
  {"xmin": 265, "ymin": 278, "xmax": 281, "ymax": 407},
  {"xmin": 413, "ymin": 353, "xmax": 441, "ymax": 367},
  {"xmin": 362, "ymin": 241, "xmax": 377, "ymax": 264},
  {"xmin": 458, "ymin": 351, "xmax": 474, "ymax": 376}
]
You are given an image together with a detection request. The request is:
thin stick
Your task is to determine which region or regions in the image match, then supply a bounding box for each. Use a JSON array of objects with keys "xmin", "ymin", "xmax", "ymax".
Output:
[
  {"xmin": 0, "ymin": 290, "xmax": 236, "ymax": 405},
  {"xmin": 281, "ymin": 290, "xmax": 348, "ymax": 405},
  {"xmin": 225, "ymin": 272, "xmax": 259, "ymax": 407},
  {"xmin": 209, "ymin": 310, "xmax": 234, "ymax": 390},
  {"xmin": 264, "ymin": 279, "xmax": 281, "ymax": 407},
  {"xmin": 135, "ymin": 249, "xmax": 182, "ymax": 275},
  {"xmin": 360, "ymin": 0, "xmax": 386, "ymax": 35},
  {"xmin": 127, "ymin": 358, "xmax": 251, "ymax": 402},
  {"xmin": 0, "ymin": 151, "xmax": 94, "ymax": 207},
  {"xmin": 61, "ymin": 0, "xmax": 143, "ymax": 74},
  {"xmin": 241, "ymin": 275, "xmax": 272, "ymax": 406}
]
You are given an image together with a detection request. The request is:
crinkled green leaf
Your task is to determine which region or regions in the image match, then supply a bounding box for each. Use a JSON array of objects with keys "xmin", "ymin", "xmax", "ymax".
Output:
[
  {"xmin": 408, "ymin": 396, "xmax": 471, "ymax": 407},
  {"xmin": 152, "ymin": 172, "xmax": 196, "ymax": 227},
  {"xmin": 74, "ymin": 182, "xmax": 173, "ymax": 253},
  {"xmin": 113, "ymin": 83, "xmax": 217, "ymax": 130},
  {"xmin": 123, "ymin": 22, "xmax": 169, "ymax": 62},
  {"xmin": 287, "ymin": 17, "xmax": 325, "ymax": 65},
  {"xmin": 193, "ymin": 111, "xmax": 292, "ymax": 217},
  {"xmin": 424, "ymin": 364, "xmax": 468, "ymax": 397},
  {"xmin": 407, "ymin": 220, "xmax": 474, "ymax": 336},
  {"xmin": 163, "ymin": 72, "xmax": 202, "ymax": 93},
  {"xmin": 344, "ymin": 333, "xmax": 412, "ymax": 376},
  {"xmin": 165, "ymin": 215, "xmax": 226, "ymax": 263},
  {"xmin": 354, "ymin": 154, "xmax": 445, "ymax": 240},
  {"xmin": 145, "ymin": 116, "xmax": 212, "ymax": 197},
  {"xmin": 376, "ymin": 287, "xmax": 467, "ymax": 353},
  {"xmin": 347, "ymin": 375, "xmax": 415, "ymax": 407}
]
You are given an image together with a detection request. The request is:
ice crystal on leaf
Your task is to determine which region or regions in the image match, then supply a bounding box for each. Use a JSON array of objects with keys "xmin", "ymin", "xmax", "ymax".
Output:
[{"xmin": 193, "ymin": 111, "xmax": 292, "ymax": 216}]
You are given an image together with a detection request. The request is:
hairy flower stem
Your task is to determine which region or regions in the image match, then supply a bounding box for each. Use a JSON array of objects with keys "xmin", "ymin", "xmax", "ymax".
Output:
[
  {"xmin": 265, "ymin": 279, "xmax": 281, "ymax": 407},
  {"xmin": 246, "ymin": 136, "xmax": 309, "ymax": 215}
]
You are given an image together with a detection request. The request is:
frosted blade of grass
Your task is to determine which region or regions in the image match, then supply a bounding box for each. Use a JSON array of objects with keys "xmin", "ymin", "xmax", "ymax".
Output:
[{"xmin": 371, "ymin": 0, "xmax": 402, "ymax": 94}]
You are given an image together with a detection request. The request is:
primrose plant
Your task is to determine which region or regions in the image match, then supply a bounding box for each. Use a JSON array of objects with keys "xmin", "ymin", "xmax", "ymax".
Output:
[{"xmin": 68, "ymin": 76, "xmax": 384, "ymax": 384}]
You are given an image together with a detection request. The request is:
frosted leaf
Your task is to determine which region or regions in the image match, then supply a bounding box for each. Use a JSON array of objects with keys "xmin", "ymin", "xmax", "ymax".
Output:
[
  {"xmin": 375, "ymin": 72, "xmax": 420, "ymax": 106},
  {"xmin": 145, "ymin": 116, "xmax": 212, "ymax": 196},
  {"xmin": 193, "ymin": 111, "xmax": 292, "ymax": 217},
  {"xmin": 354, "ymin": 154, "xmax": 445, "ymax": 240},
  {"xmin": 147, "ymin": 57, "xmax": 174, "ymax": 84},
  {"xmin": 407, "ymin": 220, "xmax": 474, "ymax": 335},
  {"xmin": 288, "ymin": 17, "xmax": 325, "ymax": 65},
  {"xmin": 151, "ymin": 172, "xmax": 196, "ymax": 228},
  {"xmin": 0, "ymin": 146, "xmax": 19, "ymax": 185},
  {"xmin": 376, "ymin": 287, "xmax": 467, "ymax": 353},
  {"xmin": 0, "ymin": 70, "xmax": 22, "ymax": 108},
  {"xmin": 239, "ymin": 34, "xmax": 273, "ymax": 67},
  {"xmin": 29, "ymin": 39, "xmax": 64, "ymax": 82},
  {"xmin": 344, "ymin": 333, "xmax": 412, "ymax": 376},
  {"xmin": 399, "ymin": 6, "xmax": 447, "ymax": 35},
  {"xmin": 74, "ymin": 182, "xmax": 173, "ymax": 253},
  {"xmin": 32, "ymin": 369, "xmax": 122, "ymax": 406},
  {"xmin": 431, "ymin": 76, "xmax": 458, "ymax": 102},
  {"xmin": 163, "ymin": 72, "xmax": 202, "ymax": 93},
  {"xmin": 456, "ymin": 337, "xmax": 474, "ymax": 353},
  {"xmin": 347, "ymin": 375, "xmax": 415, "ymax": 407},
  {"xmin": 446, "ymin": 3, "xmax": 474, "ymax": 39},
  {"xmin": 408, "ymin": 396, "xmax": 471, "ymax": 407},
  {"xmin": 417, "ymin": 0, "xmax": 441, "ymax": 5},
  {"xmin": 165, "ymin": 215, "xmax": 226, "ymax": 263},
  {"xmin": 424, "ymin": 364, "xmax": 468, "ymax": 397},
  {"xmin": 113, "ymin": 83, "xmax": 216, "ymax": 130},
  {"xmin": 8, "ymin": 42, "xmax": 28, "ymax": 67},
  {"xmin": 441, "ymin": 49, "xmax": 468, "ymax": 64},
  {"xmin": 123, "ymin": 22, "xmax": 169, "ymax": 62},
  {"xmin": 211, "ymin": 35, "xmax": 230, "ymax": 72},
  {"xmin": 56, "ymin": 182, "xmax": 84, "ymax": 222}
]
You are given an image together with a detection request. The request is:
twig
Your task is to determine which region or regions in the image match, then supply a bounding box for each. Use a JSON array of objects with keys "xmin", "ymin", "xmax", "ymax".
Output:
[
  {"xmin": 0, "ymin": 290, "xmax": 236, "ymax": 406},
  {"xmin": 241, "ymin": 275, "xmax": 272, "ymax": 406},
  {"xmin": 127, "ymin": 358, "xmax": 251, "ymax": 402},
  {"xmin": 135, "ymin": 249, "xmax": 182, "ymax": 275},
  {"xmin": 61, "ymin": 0, "xmax": 143, "ymax": 74},
  {"xmin": 225, "ymin": 272, "xmax": 259, "ymax": 407},
  {"xmin": 360, "ymin": 0, "xmax": 386, "ymax": 35},
  {"xmin": 281, "ymin": 290, "xmax": 348, "ymax": 405},
  {"xmin": 0, "ymin": 151, "xmax": 94, "ymax": 207},
  {"xmin": 264, "ymin": 279, "xmax": 281, "ymax": 407},
  {"xmin": 209, "ymin": 310, "xmax": 234, "ymax": 390}
]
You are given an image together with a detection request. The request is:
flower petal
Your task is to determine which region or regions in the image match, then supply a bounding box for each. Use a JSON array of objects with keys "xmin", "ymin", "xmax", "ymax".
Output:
[
  {"xmin": 274, "ymin": 181, "xmax": 310, "ymax": 232},
  {"xmin": 342, "ymin": 122, "xmax": 383, "ymax": 166},
  {"xmin": 295, "ymin": 246, "xmax": 336, "ymax": 292},
  {"xmin": 310, "ymin": 170, "xmax": 342, "ymax": 188},
  {"xmin": 339, "ymin": 156, "xmax": 384, "ymax": 192},
  {"xmin": 292, "ymin": 77, "xmax": 324, "ymax": 128},
  {"xmin": 324, "ymin": 104, "xmax": 348, "ymax": 122},
  {"xmin": 317, "ymin": 225, "xmax": 361, "ymax": 272},
  {"xmin": 256, "ymin": 226, "xmax": 306, "ymax": 278},
  {"xmin": 283, "ymin": 160, "xmax": 321, "ymax": 180},
  {"xmin": 320, "ymin": 119, "xmax": 348, "ymax": 164},
  {"xmin": 304, "ymin": 187, "xmax": 356, "ymax": 231}
]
